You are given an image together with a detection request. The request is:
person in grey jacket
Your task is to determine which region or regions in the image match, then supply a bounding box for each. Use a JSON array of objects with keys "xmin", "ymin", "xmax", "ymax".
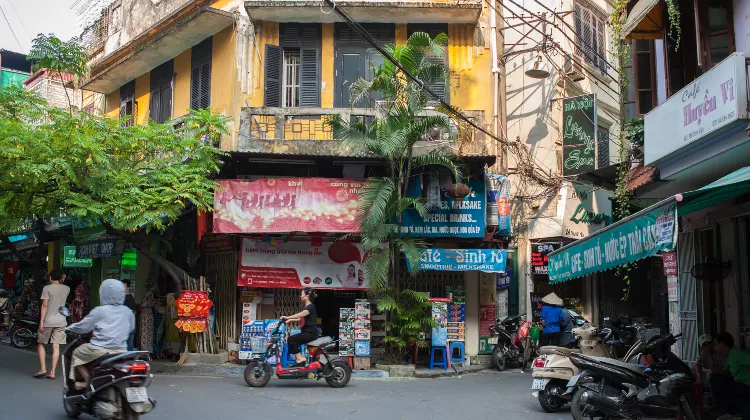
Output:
[{"xmin": 67, "ymin": 279, "xmax": 135, "ymax": 390}]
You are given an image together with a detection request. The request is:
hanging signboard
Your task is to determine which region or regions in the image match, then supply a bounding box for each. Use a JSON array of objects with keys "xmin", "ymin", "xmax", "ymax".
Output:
[
  {"xmin": 200, "ymin": 233, "xmax": 236, "ymax": 254},
  {"xmin": 76, "ymin": 239, "xmax": 124, "ymax": 259},
  {"xmin": 238, "ymin": 238, "xmax": 369, "ymax": 289},
  {"xmin": 214, "ymin": 178, "xmax": 366, "ymax": 234},
  {"xmin": 62, "ymin": 246, "xmax": 93, "ymax": 268},
  {"xmin": 406, "ymin": 248, "xmax": 507, "ymax": 273},
  {"xmin": 562, "ymin": 94, "xmax": 597, "ymax": 176},
  {"xmin": 548, "ymin": 202, "xmax": 677, "ymax": 284},
  {"xmin": 562, "ymin": 182, "xmax": 612, "ymax": 239},
  {"xmin": 663, "ymin": 252, "xmax": 678, "ymax": 276},
  {"xmin": 401, "ymin": 182, "xmax": 486, "ymax": 238},
  {"xmin": 531, "ymin": 242, "xmax": 562, "ymax": 275}
]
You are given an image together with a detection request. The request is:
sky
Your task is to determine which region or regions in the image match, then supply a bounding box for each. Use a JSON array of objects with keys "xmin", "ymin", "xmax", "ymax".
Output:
[{"xmin": 0, "ymin": 0, "xmax": 78, "ymax": 54}]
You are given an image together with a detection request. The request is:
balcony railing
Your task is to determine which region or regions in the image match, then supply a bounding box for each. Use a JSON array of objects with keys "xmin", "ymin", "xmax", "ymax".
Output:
[{"xmin": 238, "ymin": 107, "xmax": 492, "ymax": 158}]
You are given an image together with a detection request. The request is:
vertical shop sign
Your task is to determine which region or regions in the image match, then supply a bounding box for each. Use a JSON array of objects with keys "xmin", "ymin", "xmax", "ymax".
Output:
[
  {"xmin": 478, "ymin": 273, "xmax": 497, "ymax": 354},
  {"xmin": 530, "ymin": 243, "xmax": 561, "ymax": 275},
  {"xmin": 562, "ymin": 94, "xmax": 597, "ymax": 176},
  {"xmin": 663, "ymin": 252, "xmax": 678, "ymax": 276}
]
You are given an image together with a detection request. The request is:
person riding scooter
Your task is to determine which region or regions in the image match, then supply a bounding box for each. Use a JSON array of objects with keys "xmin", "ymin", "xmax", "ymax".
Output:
[
  {"xmin": 66, "ymin": 279, "xmax": 135, "ymax": 391},
  {"xmin": 279, "ymin": 288, "xmax": 318, "ymax": 367}
]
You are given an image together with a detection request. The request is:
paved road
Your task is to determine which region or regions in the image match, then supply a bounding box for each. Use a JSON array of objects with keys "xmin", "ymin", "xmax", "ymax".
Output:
[{"xmin": 0, "ymin": 344, "xmax": 571, "ymax": 419}]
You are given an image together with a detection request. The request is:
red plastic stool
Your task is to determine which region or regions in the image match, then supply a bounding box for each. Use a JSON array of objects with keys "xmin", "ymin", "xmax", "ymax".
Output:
[{"xmin": 678, "ymin": 384, "xmax": 704, "ymax": 420}]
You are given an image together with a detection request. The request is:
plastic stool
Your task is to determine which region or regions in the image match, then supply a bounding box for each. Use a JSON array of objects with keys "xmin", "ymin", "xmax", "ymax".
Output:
[
  {"xmin": 429, "ymin": 346, "xmax": 447, "ymax": 370},
  {"xmin": 449, "ymin": 342, "xmax": 465, "ymax": 365},
  {"xmin": 282, "ymin": 343, "xmax": 306, "ymax": 368}
]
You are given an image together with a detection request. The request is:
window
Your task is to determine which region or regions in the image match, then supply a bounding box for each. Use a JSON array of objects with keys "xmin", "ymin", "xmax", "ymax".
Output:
[
  {"xmin": 596, "ymin": 125, "xmax": 610, "ymax": 168},
  {"xmin": 283, "ymin": 50, "xmax": 300, "ymax": 107},
  {"xmin": 334, "ymin": 23, "xmax": 395, "ymax": 107},
  {"xmin": 633, "ymin": 40, "xmax": 656, "ymax": 115},
  {"xmin": 149, "ymin": 60, "xmax": 173, "ymax": 124},
  {"xmin": 574, "ymin": 2, "xmax": 608, "ymax": 73},
  {"xmin": 700, "ymin": 1, "xmax": 734, "ymax": 68},
  {"xmin": 190, "ymin": 37, "xmax": 212, "ymax": 110},
  {"xmin": 263, "ymin": 24, "xmax": 321, "ymax": 108},
  {"xmin": 119, "ymin": 80, "xmax": 135, "ymax": 127}
]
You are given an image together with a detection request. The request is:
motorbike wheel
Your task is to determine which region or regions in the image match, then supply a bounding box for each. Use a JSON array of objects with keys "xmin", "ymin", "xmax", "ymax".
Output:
[
  {"xmin": 537, "ymin": 381, "xmax": 565, "ymax": 413},
  {"xmin": 570, "ymin": 388, "xmax": 613, "ymax": 420},
  {"xmin": 244, "ymin": 361, "xmax": 272, "ymax": 387},
  {"xmin": 62, "ymin": 392, "xmax": 80, "ymax": 419},
  {"xmin": 492, "ymin": 345, "xmax": 507, "ymax": 371},
  {"xmin": 11, "ymin": 326, "xmax": 34, "ymax": 349},
  {"xmin": 325, "ymin": 359, "xmax": 352, "ymax": 388}
]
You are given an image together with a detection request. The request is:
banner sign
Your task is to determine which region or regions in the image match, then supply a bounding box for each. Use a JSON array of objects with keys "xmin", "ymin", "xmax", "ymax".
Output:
[
  {"xmin": 548, "ymin": 202, "xmax": 677, "ymax": 284},
  {"xmin": 238, "ymin": 238, "xmax": 369, "ymax": 289},
  {"xmin": 531, "ymin": 242, "xmax": 561, "ymax": 275},
  {"xmin": 214, "ymin": 178, "xmax": 366, "ymax": 234},
  {"xmin": 76, "ymin": 239, "xmax": 124, "ymax": 259},
  {"xmin": 200, "ymin": 233, "xmax": 236, "ymax": 254},
  {"xmin": 562, "ymin": 94, "xmax": 597, "ymax": 176},
  {"xmin": 407, "ymin": 248, "xmax": 507, "ymax": 272},
  {"xmin": 63, "ymin": 246, "xmax": 93, "ymax": 268},
  {"xmin": 401, "ymin": 181, "xmax": 486, "ymax": 238}
]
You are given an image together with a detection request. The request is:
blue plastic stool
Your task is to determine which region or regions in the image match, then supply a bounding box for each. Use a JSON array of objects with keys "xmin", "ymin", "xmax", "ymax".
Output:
[
  {"xmin": 449, "ymin": 342, "xmax": 465, "ymax": 365},
  {"xmin": 429, "ymin": 346, "xmax": 448, "ymax": 370},
  {"xmin": 282, "ymin": 343, "xmax": 306, "ymax": 368}
]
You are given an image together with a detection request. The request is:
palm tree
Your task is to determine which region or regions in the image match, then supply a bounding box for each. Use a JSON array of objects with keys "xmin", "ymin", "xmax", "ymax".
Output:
[{"xmin": 329, "ymin": 32, "xmax": 465, "ymax": 363}]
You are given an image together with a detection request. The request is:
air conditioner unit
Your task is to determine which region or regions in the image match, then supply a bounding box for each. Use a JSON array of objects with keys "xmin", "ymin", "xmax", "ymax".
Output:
[{"xmin": 563, "ymin": 55, "xmax": 586, "ymax": 82}]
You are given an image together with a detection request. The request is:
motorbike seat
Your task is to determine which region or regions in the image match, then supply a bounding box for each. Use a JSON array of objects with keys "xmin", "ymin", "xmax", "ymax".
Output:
[
  {"xmin": 539, "ymin": 346, "xmax": 580, "ymax": 357},
  {"xmin": 306, "ymin": 337, "xmax": 332, "ymax": 346},
  {"xmin": 95, "ymin": 351, "xmax": 150, "ymax": 368},
  {"xmin": 576, "ymin": 354, "xmax": 646, "ymax": 376}
]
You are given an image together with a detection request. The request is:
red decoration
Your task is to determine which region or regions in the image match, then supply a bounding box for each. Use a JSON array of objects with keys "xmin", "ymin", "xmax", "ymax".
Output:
[{"xmin": 445, "ymin": 183, "xmax": 471, "ymax": 199}]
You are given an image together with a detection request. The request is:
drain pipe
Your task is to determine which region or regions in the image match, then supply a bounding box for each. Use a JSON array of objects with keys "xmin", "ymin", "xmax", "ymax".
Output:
[{"xmin": 489, "ymin": 0, "xmax": 501, "ymax": 167}]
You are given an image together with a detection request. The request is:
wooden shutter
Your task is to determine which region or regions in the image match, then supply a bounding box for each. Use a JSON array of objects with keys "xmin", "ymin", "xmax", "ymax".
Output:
[
  {"xmin": 264, "ymin": 44, "xmax": 282, "ymax": 107},
  {"xmin": 119, "ymin": 80, "xmax": 135, "ymax": 124},
  {"xmin": 191, "ymin": 37, "xmax": 212, "ymax": 110},
  {"xmin": 150, "ymin": 60, "xmax": 173, "ymax": 123},
  {"xmin": 299, "ymin": 48, "xmax": 320, "ymax": 107}
]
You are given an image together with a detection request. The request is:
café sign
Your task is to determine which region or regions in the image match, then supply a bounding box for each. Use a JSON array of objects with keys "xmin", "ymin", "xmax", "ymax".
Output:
[
  {"xmin": 548, "ymin": 202, "xmax": 677, "ymax": 284},
  {"xmin": 645, "ymin": 53, "xmax": 749, "ymax": 165},
  {"xmin": 407, "ymin": 248, "xmax": 507, "ymax": 272}
]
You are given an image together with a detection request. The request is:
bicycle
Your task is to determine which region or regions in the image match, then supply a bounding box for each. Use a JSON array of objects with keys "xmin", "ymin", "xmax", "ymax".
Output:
[{"xmin": 521, "ymin": 323, "xmax": 542, "ymax": 372}]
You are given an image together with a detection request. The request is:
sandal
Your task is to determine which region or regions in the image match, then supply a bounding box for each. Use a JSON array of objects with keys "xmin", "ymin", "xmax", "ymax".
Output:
[
  {"xmin": 46, "ymin": 375, "xmax": 56, "ymax": 379},
  {"xmin": 33, "ymin": 372, "xmax": 47, "ymax": 378}
]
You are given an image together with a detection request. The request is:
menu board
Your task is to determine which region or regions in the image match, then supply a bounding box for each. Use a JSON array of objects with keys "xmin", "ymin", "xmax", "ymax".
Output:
[
  {"xmin": 529, "ymin": 292, "xmax": 544, "ymax": 323},
  {"xmin": 339, "ymin": 308, "xmax": 355, "ymax": 356}
]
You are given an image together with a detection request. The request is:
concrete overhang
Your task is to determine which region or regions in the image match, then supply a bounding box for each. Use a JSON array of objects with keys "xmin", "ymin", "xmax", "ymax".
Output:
[
  {"xmin": 244, "ymin": 1, "xmax": 482, "ymax": 24},
  {"xmin": 82, "ymin": 6, "xmax": 235, "ymax": 94}
]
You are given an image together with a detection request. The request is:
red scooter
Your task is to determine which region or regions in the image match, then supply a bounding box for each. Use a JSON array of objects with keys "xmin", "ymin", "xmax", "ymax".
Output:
[{"xmin": 243, "ymin": 320, "xmax": 352, "ymax": 388}]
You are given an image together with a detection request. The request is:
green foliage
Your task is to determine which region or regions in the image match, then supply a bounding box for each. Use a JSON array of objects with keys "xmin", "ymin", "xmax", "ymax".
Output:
[
  {"xmin": 27, "ymin": 34, "xmax": 89, "ymax": 84},
  {"xmin": 377, "ymin": 288, "xmax": 436, "ymax": 361},
  {"xmin": 665, "ymin": 0, "xmax": 682, "ymax": 52},
  {"xmin": 0, "ymin": 86, "xmax": 229, "ymax": 237},
  {"xmin": 329, "ymin": 32, "xmax": 462, "ymax": 363}
]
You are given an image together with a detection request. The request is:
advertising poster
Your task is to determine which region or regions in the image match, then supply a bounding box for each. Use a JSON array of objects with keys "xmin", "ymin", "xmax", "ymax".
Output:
[
  {"xmin": 431, "ymin": 301, "xmax": 448, "ymax": 346},
  {"xmin": 238, "ymin": 239, "xmax": 368, "ymax": 289},
  {"xmin": 401, "ymin": 182, "xmax": 486, "ymax": 238},
  {"xmin": 478, "ymin": 273, "xmax": 497, "ymax": 354},
  {"xmin": 214, "ymin": 178, "xmax": 366, "ymax": 233}
]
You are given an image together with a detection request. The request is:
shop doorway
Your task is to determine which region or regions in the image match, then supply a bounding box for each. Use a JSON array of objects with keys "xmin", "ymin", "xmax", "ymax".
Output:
[{"xmin": 314, "ymin": 290, "xmax": 366, "ymax": 339}]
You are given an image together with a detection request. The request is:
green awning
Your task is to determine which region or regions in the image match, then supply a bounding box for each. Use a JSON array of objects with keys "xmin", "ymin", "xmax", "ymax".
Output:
[{"xmin": 548, "ymin": 166, "xmax": 750, "ymax": 284}]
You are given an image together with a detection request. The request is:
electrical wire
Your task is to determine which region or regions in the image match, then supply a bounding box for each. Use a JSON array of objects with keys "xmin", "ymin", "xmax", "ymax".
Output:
[
  {"xmin": 0, "ymin": 4, "xmax": 23, "ymax": 52},
  {"xmin": 7, "ymin": 0, "xmax": 31, "ymax": 41}
]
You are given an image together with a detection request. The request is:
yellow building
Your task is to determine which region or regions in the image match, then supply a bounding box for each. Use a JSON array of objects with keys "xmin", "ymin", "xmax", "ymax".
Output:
[{"xmin": 79, "ymin": 0, "xmax": 500, "ymax": 161}]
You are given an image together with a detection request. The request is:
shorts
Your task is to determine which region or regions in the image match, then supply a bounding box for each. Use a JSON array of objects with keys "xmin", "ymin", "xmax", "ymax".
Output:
[
  {"xmin": 69, "ymin": 343, "xmax": 125, "ymax": 380},
  {"xmin": 38, "ymin": 327, "xmax": 67, "ymax": 345}
]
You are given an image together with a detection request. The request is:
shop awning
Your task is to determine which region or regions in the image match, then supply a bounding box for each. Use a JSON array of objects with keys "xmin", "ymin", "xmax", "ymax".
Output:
[
  {"xmin": 622, "ymin": 0, "xmax": 664, "ymax": 40},
  {"xmin": 548, "ymin": 166, "xmax": 750, "ymax": 284}
]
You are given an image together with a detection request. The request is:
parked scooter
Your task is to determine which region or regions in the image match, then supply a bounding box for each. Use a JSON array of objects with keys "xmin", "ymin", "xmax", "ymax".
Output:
[
  {"xmin": 60, "ymin": 308, "xmax": 156, "ymax": 419},
  {"xmin": 243, "ymin": 320, "xmax": 352, "ymax": 388},
  {"xmin": 530, "ymin": 324, "xmax": 610, "ymax": 412},
  {"xmin": 567, "ymin": 333, "xmax": 699, "ymax": 420},
  {"xmin": 9, "ymin": 316, "xmax": 38, "ymax": 349},
  {"xmin": 488, "ymin": 314, "xmax": 526, "ymax": 371}
]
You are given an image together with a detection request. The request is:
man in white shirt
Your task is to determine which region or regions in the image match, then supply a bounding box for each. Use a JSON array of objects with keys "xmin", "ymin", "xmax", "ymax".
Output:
[{"xmin": 35, "ymin": 271, "xmax": 70, "ymax": 380}]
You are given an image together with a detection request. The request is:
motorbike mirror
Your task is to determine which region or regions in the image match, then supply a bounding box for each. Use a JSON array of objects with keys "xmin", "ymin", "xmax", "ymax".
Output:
[{"xmin": 59, "ymin": 307, "xmax": 71, "ymax": 317}]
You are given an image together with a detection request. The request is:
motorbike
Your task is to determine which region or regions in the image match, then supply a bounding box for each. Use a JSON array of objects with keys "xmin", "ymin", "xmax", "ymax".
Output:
[
  {"xmin": 9, "ymin": 316, "xmax": 38, "ymax": 349},
  {"xmin": 0, "ymin": 288, "xmax": 13, "ymax": 335},
  {"xmin": 60, "ymin": 309, "xmax": 156, "ymax": 419},
  {"xmin": 488, "ymin": 314, "xmax": 526, "ymax": 371},
  {"xmin": 243, "ymin": 320, "xmax": 352, "ymax": 388},
  {"xmin": 567, "ymin": 333, "xmax": 700, "ymax": 420},
  {"xmin": 531, "ymin": 324, "xmax": 610, "ymax": 413}
]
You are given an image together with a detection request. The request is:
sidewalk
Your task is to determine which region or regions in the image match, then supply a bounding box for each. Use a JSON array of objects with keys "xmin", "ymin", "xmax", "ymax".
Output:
[{"xmin": 149, "ymin": 358, "xmax": 489, "ymax": 379}]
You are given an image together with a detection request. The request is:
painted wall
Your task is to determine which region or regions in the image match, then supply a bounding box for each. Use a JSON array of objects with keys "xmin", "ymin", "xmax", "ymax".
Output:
[{"xmin": 733, "ymin": 0, "xmax": 750, "ymax": 56}]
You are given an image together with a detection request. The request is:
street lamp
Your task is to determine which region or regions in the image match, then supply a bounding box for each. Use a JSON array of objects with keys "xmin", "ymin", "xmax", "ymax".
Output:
[{"xmin": 525, "ymin": 55, "xmax": 550, "ymax": 79}]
